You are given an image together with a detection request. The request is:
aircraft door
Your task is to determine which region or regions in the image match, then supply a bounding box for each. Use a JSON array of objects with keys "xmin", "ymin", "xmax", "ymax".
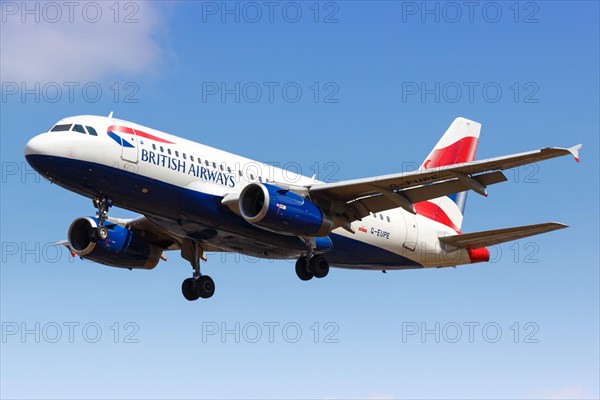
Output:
[
  {"xmin": 401, "ymin": 211, "xmax": 419, "ymax": 252},
  {"xmin": 119, "ymin": 126, "xmax": 139, "ymax": 163}
]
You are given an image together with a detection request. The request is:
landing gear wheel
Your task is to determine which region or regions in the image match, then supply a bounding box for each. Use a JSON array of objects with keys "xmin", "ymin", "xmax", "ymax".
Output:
[
  {"xmin": 97, "ymin": 226, "xmax": 108, "ymax": 241},
  {"xmin": 309, "ymin": 255, "xmax": 329, "ymax": 278},
  {"xmin": 194, "ymin": 275, "xmax": 215, "ymax": 299},
  {"xmin": 295, "ymin": 257, "xmax": 313, "ymax": 281},
  {"xmin": 182, "ymin": 278, "xmax": 200, "ymax": 301}
]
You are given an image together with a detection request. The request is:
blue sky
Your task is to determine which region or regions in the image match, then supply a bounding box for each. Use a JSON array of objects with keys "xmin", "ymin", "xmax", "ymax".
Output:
[{"xmin": 1, "ymin": 1, "xmax": 598, "ymax": 399}]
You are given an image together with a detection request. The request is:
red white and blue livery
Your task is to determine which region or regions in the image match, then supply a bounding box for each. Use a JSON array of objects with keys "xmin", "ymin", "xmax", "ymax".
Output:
[{"xmin": 24, "ymin": 115, "xmax": 582, "ymax": 300}]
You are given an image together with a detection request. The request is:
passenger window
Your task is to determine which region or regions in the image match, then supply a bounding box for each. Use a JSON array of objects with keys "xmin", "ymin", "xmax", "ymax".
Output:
[
  {"xmin": 152, "ymin": 144, "xmax": 156, "ymax": 150},
  {"xmin": 372, "ymin": 213, "xmax": 376, "ymax": 218},
  {"xmin": 258, "ymin": 176, "xmax": 263, "ymax": 182},
  {"xmin": 212, "ymin": 162, "xmax": 216, "ymax": 168},
  {"xmin": 183, "ymin": 153, "xmax": 187, "ymax": 160},
  {"xmin": 238, "ymin": 171, "xmax": 243, "ymax": 176},
  {"xmin": 175, "ymin": 150, "xmax": 179, "ymax": 157},
  {"xmin": 168, "ymin": 149, "xmax": 172, "ymax": 155},
  {"xmin": 220, "ymin": 164, "xmax": 224, "ymax": 171},
  {"xmin": 51, "ymin": 124, "xmax": 72, "ymax": 132},
  {"xmin": 205, "ymin": 160, "xmax": 209, "ymax": 166},
  {"xmin": 387, "ymin": 216, "xmax": 391, "ymax": 222},
  {"xmin": 380, "ymin": 214, "xmax": 384, "ymax": 220},
  {"xmin": 86, "ymin": 126, "xmax": 98, "ymax": 136},
  {"xmin": 227, "ymin": 167, "xmax": 232, "ymax": 173},
  {"xmin": 160, "ymin": 146, "xmax": 164, "ymax": 153}
]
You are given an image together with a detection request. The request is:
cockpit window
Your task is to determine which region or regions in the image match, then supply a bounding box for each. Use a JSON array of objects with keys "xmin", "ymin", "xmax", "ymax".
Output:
[
  {"xmin": 51, "ymin": 124, "xmax": 72, "ymax": 132},
  {"xmin": 73, "ymin": 124, "xmax": 86, "ymax": 134},
  {"xmin": 86, "ymin": 126, "xmax": 98, "ymax": 136}
]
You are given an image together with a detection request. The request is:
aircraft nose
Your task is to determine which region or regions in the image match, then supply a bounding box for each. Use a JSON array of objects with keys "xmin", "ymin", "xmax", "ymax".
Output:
[
  {"xmin": 24, "ymin": 134, "xmax": 54, "ymax": 157},
  {"xmin": 24, "ymin": 133, "xmax": 56, "ymax": 176}
]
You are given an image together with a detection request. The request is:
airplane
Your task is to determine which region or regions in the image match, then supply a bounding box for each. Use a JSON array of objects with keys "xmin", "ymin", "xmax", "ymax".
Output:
[{"xmin": 24, "ymin": 115, "xmax": 582, "ymax": 301}]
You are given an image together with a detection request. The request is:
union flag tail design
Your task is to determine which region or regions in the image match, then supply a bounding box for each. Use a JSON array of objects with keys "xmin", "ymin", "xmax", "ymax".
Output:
[{"xmin": 414, "ymin": 117, "xmax": 481, "ymax": 232}]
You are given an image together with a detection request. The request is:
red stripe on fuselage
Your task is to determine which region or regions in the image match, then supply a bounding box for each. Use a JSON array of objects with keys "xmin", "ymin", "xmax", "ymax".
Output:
[
  {"xmin": 423, "ymin": 136, "xmax": 478, "ymax": 168},
  {"xmin": 107, "ymin": 125, "xmax": 175, "ymax": 144},
  {"xmin": 413, "ymin": 201, "xmax": 460, "ymax": 232},
  {"xmin": 415, "ymin": 201, "xmax": 489, "ymax": 263}
]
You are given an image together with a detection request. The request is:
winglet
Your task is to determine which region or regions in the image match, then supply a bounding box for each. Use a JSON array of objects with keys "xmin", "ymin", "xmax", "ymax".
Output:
[{"xmin": 569, "ymin": 144, "xmax": 582, "ymax": 163}]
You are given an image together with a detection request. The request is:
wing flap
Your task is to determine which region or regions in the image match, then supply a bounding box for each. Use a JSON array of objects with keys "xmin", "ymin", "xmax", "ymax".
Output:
[
  {"xmin": 439, "ymin": 222, "xmax": 568, "ymax": 249},
  {"xmin": 347, "ymin": 171, "xmax": 507, "ymax": 219}
]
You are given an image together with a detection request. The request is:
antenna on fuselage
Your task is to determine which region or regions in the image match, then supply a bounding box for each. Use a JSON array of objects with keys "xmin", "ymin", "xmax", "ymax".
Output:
[{"xmin": 108, "ymin": 111, "xmax": 114, "ymax": 118}]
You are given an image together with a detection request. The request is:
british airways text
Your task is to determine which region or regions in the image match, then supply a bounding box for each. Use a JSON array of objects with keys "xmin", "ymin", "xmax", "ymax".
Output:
[{"xmin": 141, "ymin": 149, "xmax": 236, "ymax": 187}]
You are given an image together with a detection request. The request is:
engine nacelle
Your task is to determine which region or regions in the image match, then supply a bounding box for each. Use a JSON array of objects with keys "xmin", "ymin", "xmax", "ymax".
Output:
[
  {"xmin": 239, "ymin": 183, "xmax": 333, "ymax": 236},
  {"xmin": 68, "ymin": 217, "xmax": 162, "ymax": 270}
]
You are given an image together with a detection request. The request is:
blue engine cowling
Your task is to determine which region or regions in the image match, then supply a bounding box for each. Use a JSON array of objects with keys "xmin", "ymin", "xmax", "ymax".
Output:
[
  {"xmin": 238, "ymin": 183, "xmax": 334, "ymax": 236},
  {"xmin": 68, "ymin": 217, "xmax": 162, "ymax": 270}
]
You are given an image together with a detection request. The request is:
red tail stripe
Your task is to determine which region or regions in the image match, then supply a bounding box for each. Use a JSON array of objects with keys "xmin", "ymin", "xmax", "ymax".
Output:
[
  {"xmin": 423, "ymin": 136, "xmax": 478, "ymax": 169},
  {"xmin": 413, "ymin": 201, "xmax": 460, "ymax": 232},
  {"xmin": 107, "ymin": 125, "xmax": 175, "ymax": 144}
]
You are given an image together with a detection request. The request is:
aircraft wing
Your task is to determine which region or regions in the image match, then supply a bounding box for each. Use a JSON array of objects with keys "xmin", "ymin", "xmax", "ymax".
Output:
[
  {"xmin": 107, "ymin": 215, "xmax": 229, "ymax": 254},
  {"xmin": 439, "ymin": 222, "xmax": 568, "ymax": 249},
  {"xmin": 107, "ymin": 216, "xmax": 181, "ymax": 250},
  {"xmin": 308, "ymin": 145, "xmax": 581, "ymax": 223}
]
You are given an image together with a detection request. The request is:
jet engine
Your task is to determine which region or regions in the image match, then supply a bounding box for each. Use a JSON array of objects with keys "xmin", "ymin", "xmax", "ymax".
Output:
[
  {"xmin": 68, "ymin": 217, "xmax": 162, "ymax": 269},
  {"xmin": 238, "ymin": 183, "xmax": 333, "ymax": 236}
]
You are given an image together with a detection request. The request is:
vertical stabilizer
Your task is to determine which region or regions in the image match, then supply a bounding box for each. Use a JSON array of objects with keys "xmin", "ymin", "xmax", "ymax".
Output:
[{"xmin": 415, "ymin": 117, "xmax": 481, "ymax": 231}]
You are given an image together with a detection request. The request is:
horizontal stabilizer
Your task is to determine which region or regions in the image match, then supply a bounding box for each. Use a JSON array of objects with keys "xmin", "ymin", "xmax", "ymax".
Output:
[{"xmin": 439, "ymin": 222, "xmax": 568, "ymax": 249}]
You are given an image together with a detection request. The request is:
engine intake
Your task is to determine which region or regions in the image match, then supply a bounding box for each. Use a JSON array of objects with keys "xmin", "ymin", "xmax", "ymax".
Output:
[
  {"xmin": 239, "ymin": 183, "xmax": 333, "ymax": 236},
  {"xmin": 68, "ymin": 217, "xmax": 162, "ymax": 270}
]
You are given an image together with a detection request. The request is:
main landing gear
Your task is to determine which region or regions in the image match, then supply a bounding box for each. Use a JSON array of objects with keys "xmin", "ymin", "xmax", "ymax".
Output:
[
  {"xmin": 182, "ymin": 273, "xmax": 215, "ymax": 301},
  {"xmin": 295, "ymin": 255, "xmax": 330, "ymax": 281},
  {"xmin": 181, "ymin": 240, "xmax": 215, "ymax": 301},
  {"xmin": 89, "ymin": 194, "xmax": 112, "ymax": 242}
]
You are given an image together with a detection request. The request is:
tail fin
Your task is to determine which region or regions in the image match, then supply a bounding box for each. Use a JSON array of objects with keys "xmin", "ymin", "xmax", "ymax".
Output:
[{"xmin": 414, "ymin": 117, "xmax": 481, "ymax": 231}]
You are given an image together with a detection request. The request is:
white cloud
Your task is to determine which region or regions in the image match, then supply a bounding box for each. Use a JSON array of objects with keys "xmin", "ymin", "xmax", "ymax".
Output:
[{"xmin": 1, "ymin": 1, "xmax": 166, "ymax": 83}]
